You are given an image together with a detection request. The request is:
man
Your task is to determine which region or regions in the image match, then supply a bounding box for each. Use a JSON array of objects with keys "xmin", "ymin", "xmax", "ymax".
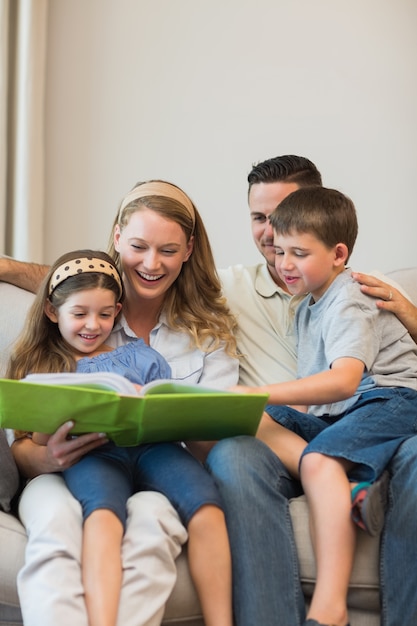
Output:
[
  {"xmin": 207, "ymin": 154, "xmax": 417, "ymax": 626},
  {"xmin": 208, "ymin": 155, "xmax": 322, "ymax": 626},
  {"xmin": 218, "ymin": 154, "xmax": 322, "ymax": 386}
]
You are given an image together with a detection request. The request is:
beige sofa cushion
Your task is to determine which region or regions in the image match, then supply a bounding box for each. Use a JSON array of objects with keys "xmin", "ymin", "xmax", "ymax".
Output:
[
  {"xmin": 0, "ymin": 283, "xmax": 35, "ymax": 378},
  {"xmin": 0, "ymin": 511, "xmax": 25, "ymax": 607},
  {"xmin": 290, "ymin": 496, "xmax": 380, "ymax": 610},
  {"xmin": 0, "ymin": 283, "xmax": 35, "ymax": 514}
]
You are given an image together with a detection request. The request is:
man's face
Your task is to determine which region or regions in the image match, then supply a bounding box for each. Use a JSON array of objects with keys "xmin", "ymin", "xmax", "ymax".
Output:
[{"xmin": 248, "ymin": 181, "xmax": 300, "ymax": 282}]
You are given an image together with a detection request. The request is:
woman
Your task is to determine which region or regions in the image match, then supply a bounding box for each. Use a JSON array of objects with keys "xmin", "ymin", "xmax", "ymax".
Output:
[{"xmin": 12, "ymin": 180, "xmax": 239, "ymax": 626}]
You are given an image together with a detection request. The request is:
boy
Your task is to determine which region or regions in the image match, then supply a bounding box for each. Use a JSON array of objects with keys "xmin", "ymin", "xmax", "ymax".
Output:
[{"xmin": 241, "ymin": 186, "xmax": 417, "ymax": 626}]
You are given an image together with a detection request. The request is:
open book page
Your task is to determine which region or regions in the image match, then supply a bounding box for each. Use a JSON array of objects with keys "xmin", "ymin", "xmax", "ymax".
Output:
[
  {"xmin": 140, "ymin": 379, "xmax": 231, "ymax": 395},
  {"xmin": 23, "ymin": 372, "xmax": 140, "ymax": 396},
  {"xmin": 23, "ymin": 373, "xmax": 233, "ymax": 396}
]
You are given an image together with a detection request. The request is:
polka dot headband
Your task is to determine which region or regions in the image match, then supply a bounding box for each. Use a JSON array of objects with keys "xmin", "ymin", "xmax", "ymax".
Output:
[{"xmin": 48, "ymin": 257, "xmax": 123, "ymax": 298}]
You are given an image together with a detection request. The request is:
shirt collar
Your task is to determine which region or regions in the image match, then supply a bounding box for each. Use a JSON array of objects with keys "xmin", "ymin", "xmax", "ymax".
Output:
[
  {"xmin": 113, "ymin": 312, "xmax": 165, "ymax": 339},
  {"xmin": 255, "ymin": 263, "xmax": 291, "ymax": 298}
]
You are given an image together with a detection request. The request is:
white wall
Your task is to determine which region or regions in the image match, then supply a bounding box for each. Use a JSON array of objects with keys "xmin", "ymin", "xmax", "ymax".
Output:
[{"xmin": 44, "ymin": 0, "xmax": 417, "ymax": 274}]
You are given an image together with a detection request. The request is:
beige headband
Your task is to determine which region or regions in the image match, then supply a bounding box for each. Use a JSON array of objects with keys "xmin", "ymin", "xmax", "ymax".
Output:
[
  {"xmin": 118, "ymin": 181, "xmax": 196, "ymax": 230},
  {"xmin": 49, "ymin": 257, "xmax": 123, "ymax": 298}
]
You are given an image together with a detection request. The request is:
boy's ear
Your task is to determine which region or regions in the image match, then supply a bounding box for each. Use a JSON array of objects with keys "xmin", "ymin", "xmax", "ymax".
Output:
[
  {"xmin": 44, "ymin": 300, "xmax": 58, "ymax": 323},
  {"xmin": 334, "ymin": 243, "xmax": 349, "ymax": 266}
]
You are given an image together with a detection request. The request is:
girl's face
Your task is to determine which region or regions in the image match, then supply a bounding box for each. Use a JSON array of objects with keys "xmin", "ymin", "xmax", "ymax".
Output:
[
  {"xmin": 113, "ymin": 208, "xmax": 194, "ymax": 304},
  {"xmin": 45, "ymin": 288, "xmax": 122, "ymax": 358}
]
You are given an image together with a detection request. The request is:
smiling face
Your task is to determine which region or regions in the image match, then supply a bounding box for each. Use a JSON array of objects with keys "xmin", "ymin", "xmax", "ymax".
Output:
[
  {"xmin": 113, "ymin": 208, "xmax": 194, "ymax": 306},
  {"xmin": 248, "ymin": 181, "xmax": 300, "ymax": 284},
  {"xmin": 45, "ymin": 288, "xmax": 122, "ymax": 358},
  {"xmin": 274, "ymin": 230, "xmax": 348, "ymax": 301}
]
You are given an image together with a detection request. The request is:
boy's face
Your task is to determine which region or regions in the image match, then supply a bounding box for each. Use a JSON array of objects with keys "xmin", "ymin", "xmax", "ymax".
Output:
[{"xmin": 273, "ymin": 230, "xmax": 346, "ymax": 301}]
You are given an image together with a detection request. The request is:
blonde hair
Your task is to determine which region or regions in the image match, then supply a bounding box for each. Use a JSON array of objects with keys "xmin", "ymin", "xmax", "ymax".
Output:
[
  {"xmin": 108, "ymin": 180, "xmax": 238, "ymax": 356},
  {"xmin": 7, "ymin": 249, "xmax": 123, "ymax": 381}
]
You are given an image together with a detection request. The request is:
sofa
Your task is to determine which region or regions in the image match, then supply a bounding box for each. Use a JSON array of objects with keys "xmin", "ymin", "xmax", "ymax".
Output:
[{"xmin": 1, "ymin": 267, "xmax": 417, "ymax": 626}]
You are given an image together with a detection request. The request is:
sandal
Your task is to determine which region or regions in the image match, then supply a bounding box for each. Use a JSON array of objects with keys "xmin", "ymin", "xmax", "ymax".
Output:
[{"xmin": 351, "ymin": 470, "xmax": 390, "ymax": 536}]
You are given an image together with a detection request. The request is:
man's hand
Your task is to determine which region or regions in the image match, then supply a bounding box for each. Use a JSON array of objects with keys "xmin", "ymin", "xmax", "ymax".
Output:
[{"xmin": 0, "ymin": 257, "xmax": 49, "ymax": 293}]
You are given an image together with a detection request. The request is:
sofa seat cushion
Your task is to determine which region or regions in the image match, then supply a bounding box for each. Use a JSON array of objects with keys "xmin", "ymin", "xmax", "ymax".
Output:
[
  {"xmin": 289, "ymin": 495, "xmax": 380, "ymax": 610},
  {"xmin": 0, "ymin": 512, "xmax": 26, "ymax": 607},
  {"xmin": 163, "ymin": 547, "xmax": 203, "ymax": 624}
]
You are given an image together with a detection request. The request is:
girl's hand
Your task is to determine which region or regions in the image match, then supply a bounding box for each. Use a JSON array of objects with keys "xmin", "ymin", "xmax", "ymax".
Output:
[{"xmin": 44, "ymin": 421, "xmax": 108, "ymax": 471}]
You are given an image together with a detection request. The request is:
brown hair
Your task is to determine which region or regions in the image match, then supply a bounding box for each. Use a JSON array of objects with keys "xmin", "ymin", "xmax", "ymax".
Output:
[{"xmin": 270, "ymin": 187, "xmax": 358, "ymax": 261}]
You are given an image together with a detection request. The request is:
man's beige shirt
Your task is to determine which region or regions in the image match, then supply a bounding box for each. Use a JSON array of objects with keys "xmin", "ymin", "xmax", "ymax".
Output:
[{"xmin": 219, "ymin": 263, "xmax": 304, "ymax": 386}]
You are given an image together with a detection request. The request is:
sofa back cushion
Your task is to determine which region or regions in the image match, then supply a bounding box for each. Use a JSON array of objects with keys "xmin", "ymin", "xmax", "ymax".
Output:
[
  {"xmin": 0, "ymin": 281, "xmax": 35, "ymax": 510},
  {"xmin": 0, "ymin": 282, "xmax": 35, "ymax": 377}
]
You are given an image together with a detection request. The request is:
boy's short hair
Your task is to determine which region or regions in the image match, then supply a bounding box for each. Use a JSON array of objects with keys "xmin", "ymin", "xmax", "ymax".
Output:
[
  {"xmin": 269, "ymin": 187, "xmax": 358, "ymax": 260},
  {"xmin": 247, "ymin": 155, "xmax": 323, "ymax": 192}
]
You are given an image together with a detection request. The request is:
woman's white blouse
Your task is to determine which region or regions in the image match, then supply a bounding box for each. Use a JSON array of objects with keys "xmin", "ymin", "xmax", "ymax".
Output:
[{"xmin": 108, "ymin": 313, "xmax": 239, "ymax": 389}]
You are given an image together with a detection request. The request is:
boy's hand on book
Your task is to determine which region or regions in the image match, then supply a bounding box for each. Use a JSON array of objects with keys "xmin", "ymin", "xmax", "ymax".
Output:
[{"xmin": 44, "ymin": 421, "xmax": 108, "ymax": 471}]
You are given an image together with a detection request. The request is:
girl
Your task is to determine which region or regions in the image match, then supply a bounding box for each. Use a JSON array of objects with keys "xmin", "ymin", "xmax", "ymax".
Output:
[{"xmin": 9, "ymin": 249, "xmax": 234, "ymax": 626}]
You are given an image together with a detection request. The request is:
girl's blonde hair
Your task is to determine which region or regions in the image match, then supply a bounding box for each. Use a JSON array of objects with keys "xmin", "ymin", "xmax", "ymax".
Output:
[
  {"xmin": 107, "ymin": 180, "xmax": 238, "ymax": 357},
  {"xmin": 7, "ymin": 249, "xmax": 123, "ymax": 381}
]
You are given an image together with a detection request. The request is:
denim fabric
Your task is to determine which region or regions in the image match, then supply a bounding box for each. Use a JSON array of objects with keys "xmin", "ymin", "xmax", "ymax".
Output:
[
  {"xmin": 381, "ymin": 434, "xmax": 417, "ymax": 626},
  {"xmin": 206, "ymin": 419, "xmax": 417, "ymax": 626},
  {"xmin": 64, "ymin": 442, "xmax": 222, "ymax": 528},
  {"xmin": 206, "ymin": 436, "xmax": 305, "ymax": 626},
  {"xmin": 267, "ymin": 387, "xmax": 417, "ymax": 482}
]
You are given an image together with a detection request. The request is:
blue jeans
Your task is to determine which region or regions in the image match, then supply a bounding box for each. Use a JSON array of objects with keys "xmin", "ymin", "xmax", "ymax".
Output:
[
  {"xmin": 206, "ymin": 436, "xmax": 305, "ymax": 626},
  {"xmin": 207, "ymin": 434, "xmax": 417, "ymax": 626},
  {"xmin": 381, "ymin": 434, "xmax": 417, "ymax": 626},
  {"xmin": 267, "ymin": 387, "xmax": 417, "ymax": 483},
  {"xmin": 64, "ymin": 441, "xmax": 222, "ymax": 528}
]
